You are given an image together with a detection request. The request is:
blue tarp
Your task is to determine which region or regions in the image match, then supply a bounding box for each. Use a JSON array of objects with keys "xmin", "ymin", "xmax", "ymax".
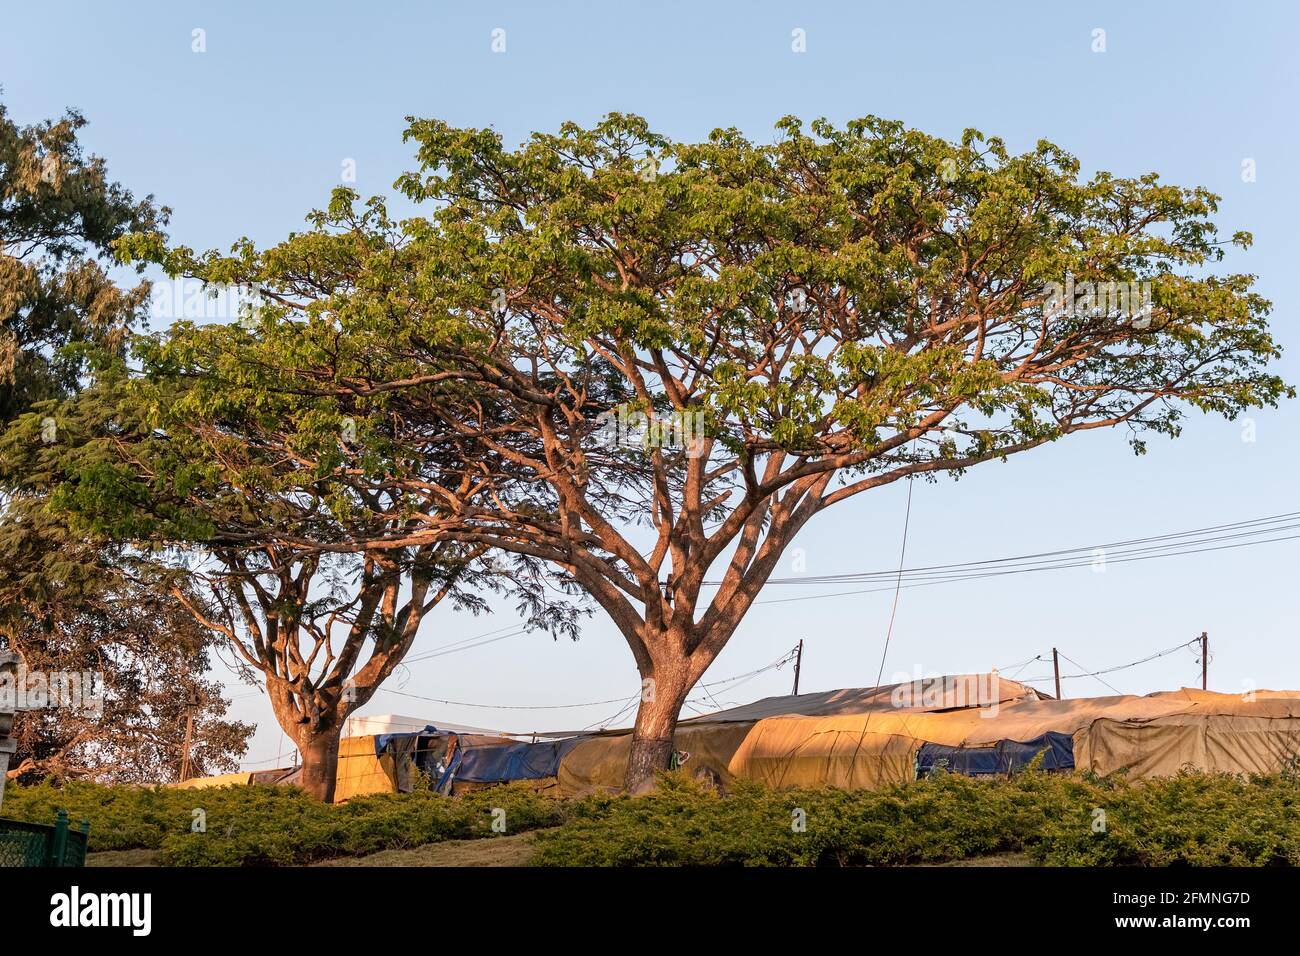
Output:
[
  {"xmin": 916, "ymin": 731, "xmax": 1074, "ymax": 778},
  {"xmin": 453, "ymin": 736, "xmax": 588, "ymax": 784},
  {"xmin": 374, "ymin": 725, "xmax": 441, "ymax": 757}
]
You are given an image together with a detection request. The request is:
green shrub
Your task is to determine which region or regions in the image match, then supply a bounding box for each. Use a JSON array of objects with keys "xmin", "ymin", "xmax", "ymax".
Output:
[
  {"xmin": 532, "ymin": 769, "xmax": 1300, "ymax": 867},
  {"xmin": 10, "ymin": 768, "xmax": 1300, "ymax": 866},
  {"xmin": 1032, "ymin": 770, "xmax": 1300, "ymax": 866},
  {"xmin": 1, "ymin": 779, "xmax": 572, "ymax": 865},
  {"xmin": 2, "ymin": 779, "xmax": 191, "ymax": 851}
]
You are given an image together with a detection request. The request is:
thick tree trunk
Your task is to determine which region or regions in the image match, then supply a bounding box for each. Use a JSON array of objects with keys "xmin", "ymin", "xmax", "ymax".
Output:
[
  {"xmin": 296, "ymin": 725, "xmax": 341, "ymax": 803},
  {"xmin": 624, "ymin": 669, "xmax": 690, "ymax": 793}
]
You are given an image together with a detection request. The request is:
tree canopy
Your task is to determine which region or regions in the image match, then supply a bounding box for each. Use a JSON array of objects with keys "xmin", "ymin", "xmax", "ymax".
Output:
[
  {"xmin": 0, "ymin": 98, "xmax": 253, "ymax": 784},
  {"xmin": 83, "ymin": 112, "xmax": 1296, "ymax": 788},
  {"xmin": 0, "ymin": 100, "xmax": 165, "ymax": 422}
]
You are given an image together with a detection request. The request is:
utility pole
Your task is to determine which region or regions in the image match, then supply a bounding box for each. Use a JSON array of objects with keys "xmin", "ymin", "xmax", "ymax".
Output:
[
  {"xmin": 1052, "ymin": 647, "xmax": 1062, "ymax": 700},
  {"xmin": 178, "ymin": 687, "xmax": 200, "ymax": 782},
  {"xmin": 1201, "ymin": 631, "xmax": 1208, "ymax": 690},
  {"xmin": 792, "ymin": 640, "xmax": 804, "ymax": 695}
]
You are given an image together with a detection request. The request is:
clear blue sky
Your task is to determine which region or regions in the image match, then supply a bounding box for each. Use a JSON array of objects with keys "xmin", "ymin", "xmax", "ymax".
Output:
[{"xmin": 4, "ymin": 1, "xmax": 1298, "ymax": 768}]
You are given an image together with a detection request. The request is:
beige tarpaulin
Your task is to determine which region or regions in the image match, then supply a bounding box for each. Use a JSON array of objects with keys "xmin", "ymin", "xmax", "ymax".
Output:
[
  {"xmin": 333, "ymin": 734, "xmax": 412, "ymax": 801},
  {"xmin": 727, "ymin": 722, "xmax": 922, "ymax": 789},
  {"xmin": 679, "ymin": 675, "xmax": 1042, "ymax": 724},
  {"xmin": 557, "ymin": 723, "xmax": 755, "ymax": 796},
  {"xmin": 1078, "ymin": 713, "xmax": 1300, "ymax": 778},
  {"xmin": 726, "ymin": 710, "xmax": 985, "ymax": 789},
  {"xmin": 336, "ymin": 731, "xmax": 518, "ymax": 800},
  {"xmin": 726, "ymin": 687, "xmax": 1300, "ymax": 789},
  {"xmin": 554, "ymin": 674, "xmax": 1043, "ymax": 794},
  {"xmin": 171, "ymin": 737, "xmax": 407, "ymax": 800}
]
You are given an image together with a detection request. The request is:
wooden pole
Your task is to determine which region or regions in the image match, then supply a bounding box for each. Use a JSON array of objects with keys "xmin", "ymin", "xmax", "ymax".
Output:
[
  {"xmin": 1052, "ymin": 647, "xmax": 1062, "ymax": 700},
  {"xmin": 1201, "ymin": 631, "xmax": 1208, "ymax": 690},
  {"xmin": 792, "ymin": 640, "xmax": 804, "ymax": 695},
  {"xmin": 178, "ymin": 687, "xmax": 199, "ymax": 782},
  {"xmin": 179, "ymin": 711, "xmax": 194, "ymax": 782}
]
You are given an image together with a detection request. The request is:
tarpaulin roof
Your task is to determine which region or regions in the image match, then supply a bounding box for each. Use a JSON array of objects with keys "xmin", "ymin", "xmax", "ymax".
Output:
[
  {"xmin": 680, "ymin": 674, "xmax": 1044, "ymax": 724},
  {"xmin": 454, "ymin": 736, "xmax": 589, "ymax": 783},
  {"xmin": 725, "ymin": 686, "xmax": 1300, "ymax": 790}
]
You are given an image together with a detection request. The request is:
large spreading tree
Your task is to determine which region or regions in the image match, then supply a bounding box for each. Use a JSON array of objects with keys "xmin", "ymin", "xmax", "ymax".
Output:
[
  {"xmin": 123, "ymin": 113, "xmax": 1289, "ymax": 790},
  {"xmin": 10, "ymin": 196, "xmax": 586, "ymax": 799}
]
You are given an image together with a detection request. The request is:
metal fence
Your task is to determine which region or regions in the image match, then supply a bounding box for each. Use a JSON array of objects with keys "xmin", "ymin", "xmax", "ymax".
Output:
[{"xmin": 0, "ymin": 810, "xmax": 90, "ymax": 867}]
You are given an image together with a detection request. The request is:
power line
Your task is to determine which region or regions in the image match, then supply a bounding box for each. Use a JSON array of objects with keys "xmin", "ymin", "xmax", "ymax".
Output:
[
  {"xmin": 231, "ymin": 510, "xmax": 1296, "ymax": 700},
  {"xmin": 581, "ymin": 695, "xmax": 640, "ymax": 731},
  {"xmin": 1017, "ymin": 639, "xmax": 1199, "ymax": 684},
  {"xmin": 1055, "ymin": 650, "xmax": 1125, "ymax": 697},
  {"xmin": 580, "ymin": 650, "xmax": 798, "ymax": 731},
  {"xmin": 221, "ymin": 512, "xmax": 1293, "ymax": 707},
  {"xmin": 377, "ymin": 687, "xmax": 645, "ymax": 711},
  {"xmin": 504, "ymin": 513, "xmax": 1297, "ymax": 611},
  {"xmin": 374, "ymin": 645, "xmax": 799, "ymax": 714},
  {"xmin": 403, "ymin": 622, "xmax": 531, "ymax": 664},
  {"xmin": 732, "ymin": 511, "xmax": 1300, "ymax": 587},
  {"xmin": 404, "ymin": 628, "xmax": 530, "ymax": 662},
  {"xmin": 994, "ymin": 652, "xmax": 1044, "ymax": 675},
  {"xmin": 751, "ymin": 529, "xmax": 1300, "ymax": 607}
]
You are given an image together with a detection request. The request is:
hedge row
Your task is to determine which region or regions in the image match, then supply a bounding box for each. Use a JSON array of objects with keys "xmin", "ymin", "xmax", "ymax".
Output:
[
  {"xmin": 2, "ymin": 779, "xmax": 570, "ymax": 865},
  {"xmin": 6, "ymin": 769, "xmax": 1300, "ymax": 866},
  {"xmin": 532, "ymin": 770, "xmax": 1300, "ymax": 866}
]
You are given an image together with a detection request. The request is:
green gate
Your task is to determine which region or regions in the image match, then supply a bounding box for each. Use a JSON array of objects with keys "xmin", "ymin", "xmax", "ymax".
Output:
[{"xmin": 0, "ymin": 810, "xmax": 90, "ymax": 867}]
